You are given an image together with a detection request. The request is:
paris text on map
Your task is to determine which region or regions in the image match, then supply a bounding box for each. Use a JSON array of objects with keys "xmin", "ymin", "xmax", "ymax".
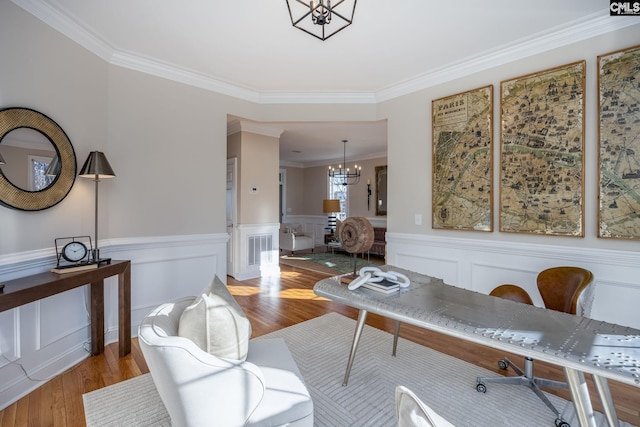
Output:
[{"xmin": 432, "ymin": 85, "xmax": 493, "ymax": 231}]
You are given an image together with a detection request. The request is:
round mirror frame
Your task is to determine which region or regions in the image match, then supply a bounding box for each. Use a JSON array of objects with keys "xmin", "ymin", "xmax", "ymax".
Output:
[{"xmin": 0, "ymin": 107, "xmax": 76, "ymax": 211}]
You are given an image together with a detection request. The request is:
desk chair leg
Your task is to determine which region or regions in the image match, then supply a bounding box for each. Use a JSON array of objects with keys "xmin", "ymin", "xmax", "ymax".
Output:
[{"xmin": 392, "ymin": 320, "xmax": 400, "ymax": 356}]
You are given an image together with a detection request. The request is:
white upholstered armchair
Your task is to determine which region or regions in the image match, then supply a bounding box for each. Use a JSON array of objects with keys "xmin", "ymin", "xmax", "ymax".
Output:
[
  {"xmin": 279, "ymin": 223, "xmax": 315, "ymax": 254},
  {"xmin": 138, "ymin": 277, "xmax": 314, "ymax": 427}
]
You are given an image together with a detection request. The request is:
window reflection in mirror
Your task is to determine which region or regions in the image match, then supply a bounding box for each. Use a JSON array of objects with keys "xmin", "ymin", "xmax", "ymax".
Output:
[
  {"xmin": 375, "ymin": 165, "xmax": 387, "ymax": 216},
  {"xmin": 0, "ymin": 128, "xmax": 56, "ymax": 191}
]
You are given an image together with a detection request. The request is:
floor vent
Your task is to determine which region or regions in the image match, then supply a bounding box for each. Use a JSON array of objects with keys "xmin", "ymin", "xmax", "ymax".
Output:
[{"xmin": 248, "ymin": 234, "xmax": 273, "ymax": 266}]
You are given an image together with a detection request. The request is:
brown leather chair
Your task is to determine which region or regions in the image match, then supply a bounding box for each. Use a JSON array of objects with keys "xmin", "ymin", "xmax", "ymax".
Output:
[
  {"xmin": 476, "ymin": 267, "xmax": 593, "ymax": 427},
  {"xmin": 537, "ymin": 266, "xmax": 593, "ymax": 315},
  {"xmin": 489, "ymin": 284, "xmax": 534, "ymax": 305}
]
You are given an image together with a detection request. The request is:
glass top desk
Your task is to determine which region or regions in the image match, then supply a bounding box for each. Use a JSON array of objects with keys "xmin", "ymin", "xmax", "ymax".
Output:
[{"xmin": 314, "ymin": 265, "xmax": 640, "ymax": 427}]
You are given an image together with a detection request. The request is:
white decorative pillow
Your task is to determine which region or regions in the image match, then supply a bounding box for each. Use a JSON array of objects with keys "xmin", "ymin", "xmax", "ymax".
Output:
[{"xmin": 178, "ymin": 291, "xmax": 250, "ymax": 361}]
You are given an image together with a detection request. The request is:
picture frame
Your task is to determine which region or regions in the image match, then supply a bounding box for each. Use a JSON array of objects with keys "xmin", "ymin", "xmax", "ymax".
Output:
[
  {"xmin": 432, "ymin": 85, "xmax": 493, "ymax": 231},
  {"xmin": 499, "ymin": 61, "xmax": 586, "ymax": 236},
  {"xmin": 375, "ymin": 165, "xmax": 387, "ymax": 216},
  {"xmin": 597, "ymin": 44, "xmax": 640, "ymax": 240}
]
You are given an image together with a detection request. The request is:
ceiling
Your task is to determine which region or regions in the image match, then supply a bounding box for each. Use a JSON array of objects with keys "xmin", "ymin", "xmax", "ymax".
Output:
[
  {"xmin": 12, "ymin": 0, "xmax": 629, "ymax": 166},
  {"xmin": 229, "ymin": 118, "xmax": 388, "ymax": 167}
]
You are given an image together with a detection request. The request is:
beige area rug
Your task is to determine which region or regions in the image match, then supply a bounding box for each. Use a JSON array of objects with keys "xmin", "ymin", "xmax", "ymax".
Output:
[{"xmin": 84, "ymin": 313, "xmax": 633, "ymax": 427}]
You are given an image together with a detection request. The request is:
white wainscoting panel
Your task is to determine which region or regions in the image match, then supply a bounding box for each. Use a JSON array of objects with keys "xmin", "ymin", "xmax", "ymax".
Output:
[
  {"xmin": 387, "ymin": 232, "xmax": 640, "ymax": 329},
  {"xmin": 38, "ymin": 288, "xmax": 89, "ymax": 349},
  {"xmin": 0, "ymin": 232, "xmax": 228, "ymax": 411},
  {"xmin": 0, "ymin": 310, "xmax": 18, "ymax": 367},
  {"xmin": 470, "ymin": 263, "xmax": 542, "ymax": 306},
  {"xmin": 591, "ymin": 280, "xmax": 640, "ymax": 330},
  {"xmin": 232, "ymin": 223, "xmax": 280, "ymax": 280},
  {"xmin": 391, "ymin": 251, "xmax": 460, "ymax": 287}
]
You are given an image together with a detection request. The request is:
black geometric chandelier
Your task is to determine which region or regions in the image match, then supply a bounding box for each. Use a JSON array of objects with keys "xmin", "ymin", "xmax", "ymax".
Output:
[
  {"xmin": 328, "ymin": 139, "xmax": 361, "ymax": 186},
  {"xmin": 285, "ymin": 0, "xmax": 357, "ymax": 41}
]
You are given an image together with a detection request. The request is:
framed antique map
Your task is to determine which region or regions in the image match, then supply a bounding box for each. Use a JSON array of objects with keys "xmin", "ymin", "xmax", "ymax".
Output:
[
  {"xmin": 499, "ymin": 61, "xmax": 585, "ymax": 236},
  {"xmin": 597, "ymin": 44, "xmax": 640, "ymax": 240},
  {"xmin": 432, "ymin": 85, "xmax": 493, "ymax": 231}
]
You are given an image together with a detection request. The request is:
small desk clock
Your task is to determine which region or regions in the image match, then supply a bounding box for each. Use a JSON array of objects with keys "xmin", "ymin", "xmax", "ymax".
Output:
[{"xmin": 53, "ymin": 236, "xmax": 96, "ymax": 272}]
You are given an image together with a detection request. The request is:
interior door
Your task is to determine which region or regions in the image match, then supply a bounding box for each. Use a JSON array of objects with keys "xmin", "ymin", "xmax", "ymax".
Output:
[{"xmin": 226, "ymin": 158, "xmax": 237, "ymax": 276}]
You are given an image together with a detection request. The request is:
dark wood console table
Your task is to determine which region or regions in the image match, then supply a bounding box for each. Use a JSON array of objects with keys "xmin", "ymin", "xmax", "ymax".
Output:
[{"xmin": 0, "ymin": 260, "xmax": 131, "ymax": 357}]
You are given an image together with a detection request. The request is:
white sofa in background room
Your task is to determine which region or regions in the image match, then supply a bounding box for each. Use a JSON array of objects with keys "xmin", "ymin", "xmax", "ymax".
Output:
[{"xmin": 279, "ymin": 223, "xmax": 315, "ymax": 254}]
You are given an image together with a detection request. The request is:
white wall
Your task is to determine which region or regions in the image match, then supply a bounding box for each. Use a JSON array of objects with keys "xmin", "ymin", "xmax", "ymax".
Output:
[
  {"xmin": 0, "ymin": 2, "xmax": 108, "ymax": 254},
  {"xmin": 289, "ymin": 156, "xmax": 388, "ymax": 218},
  {"xmin": 105, "ymin": 67, "xmax": 229, "ymax": 238}
]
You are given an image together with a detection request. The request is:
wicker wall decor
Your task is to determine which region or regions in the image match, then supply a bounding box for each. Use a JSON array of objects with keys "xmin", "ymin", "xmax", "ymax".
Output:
[{"xmin": 0, "ymin": 107, "xmax": 76, "ymax": 211}]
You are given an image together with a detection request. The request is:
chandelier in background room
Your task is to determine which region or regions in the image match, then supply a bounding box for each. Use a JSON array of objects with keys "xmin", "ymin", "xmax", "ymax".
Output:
[
  {"xmin": 329, "ymin": 139, "xmax": 361, "ymax": 186},
  {"xmin": 285, "ymin": 0, "xmax": 357, "ymax": 41}
]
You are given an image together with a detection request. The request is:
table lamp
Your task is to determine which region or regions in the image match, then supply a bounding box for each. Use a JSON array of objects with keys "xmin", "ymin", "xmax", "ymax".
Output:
[
  {"xmin": 79, "ymin": 151, "xmax": 115, "ymax": 263},
  {"xmin": 322, "ymin": 199, "xmax": 341, "ymax": 233}
]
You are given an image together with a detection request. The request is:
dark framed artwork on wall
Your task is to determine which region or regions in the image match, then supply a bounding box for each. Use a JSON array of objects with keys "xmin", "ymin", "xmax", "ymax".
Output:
[
  {"xmin": 432, "ymin": 85, "xmax": 493, "ymax": 231},
  {"xmin": 597, "ymin": 44, "xmax": 640, "ymax": 240},
  {"xmin": 499, "ymin": 61, "xmax": 585, "ymax": 236}
]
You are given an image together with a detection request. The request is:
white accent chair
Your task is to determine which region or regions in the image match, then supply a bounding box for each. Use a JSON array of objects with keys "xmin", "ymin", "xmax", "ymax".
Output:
[
  {"xmin": 395, "ymin": 386, "xmax": 454, "ymax": 427},
  {"xmin": 279, "ymin": 223, "xmax": 315, "ymax": 254},
  {"xmin": 138, "ymin": 277, "xmax": 314, "ymax": 427}
]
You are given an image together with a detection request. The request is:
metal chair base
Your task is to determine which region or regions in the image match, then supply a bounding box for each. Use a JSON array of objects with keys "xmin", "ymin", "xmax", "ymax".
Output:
[{"xmin": 476, "ymin": 357, "xmax": 570, "ymax": 427}]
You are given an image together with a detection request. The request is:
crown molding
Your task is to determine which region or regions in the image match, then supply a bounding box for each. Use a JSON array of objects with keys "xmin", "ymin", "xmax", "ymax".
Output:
[
  {"xmin": 110, "ymin": 51, "xmax": 261, "ymax": 103},
  {"xmin": 258, "ymin": 92, "xmax": 377, "ymax": 104},
  {"xmin": 305, "ymin": 151, "xmax": 388, "ymax": 169},
  {"xmin": 13, "ymin": 1, "xmax": 639, "ymax": 105},
  {"xmin": 279, "ymin": 151, "xmax": 387, "ymax": 169},
  {"xmin": 227, "ymin": 119, "xmax": 241, "ymax": 136},
  {"xmin": 375, "ymin": 13, "xmax": 639, "ymax": 102},
  {"xmin": 279, "ymin": 160, "xmax": 305, "ymax": 168},
  {"xmin": 227, "ymin": 119, "xmax": 284, "ymax": 138}
]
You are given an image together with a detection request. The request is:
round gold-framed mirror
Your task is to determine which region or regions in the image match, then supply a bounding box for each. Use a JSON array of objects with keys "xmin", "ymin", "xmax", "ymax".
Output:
[{"xmin": 0, "ymin": 107, "xmax": 76, "ymax": 211}]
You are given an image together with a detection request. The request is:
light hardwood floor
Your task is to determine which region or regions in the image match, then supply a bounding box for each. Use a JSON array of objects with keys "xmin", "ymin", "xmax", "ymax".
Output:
[{"xmin": 0, "ymin": 263, "xmax": 638, "ymax": 426}]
